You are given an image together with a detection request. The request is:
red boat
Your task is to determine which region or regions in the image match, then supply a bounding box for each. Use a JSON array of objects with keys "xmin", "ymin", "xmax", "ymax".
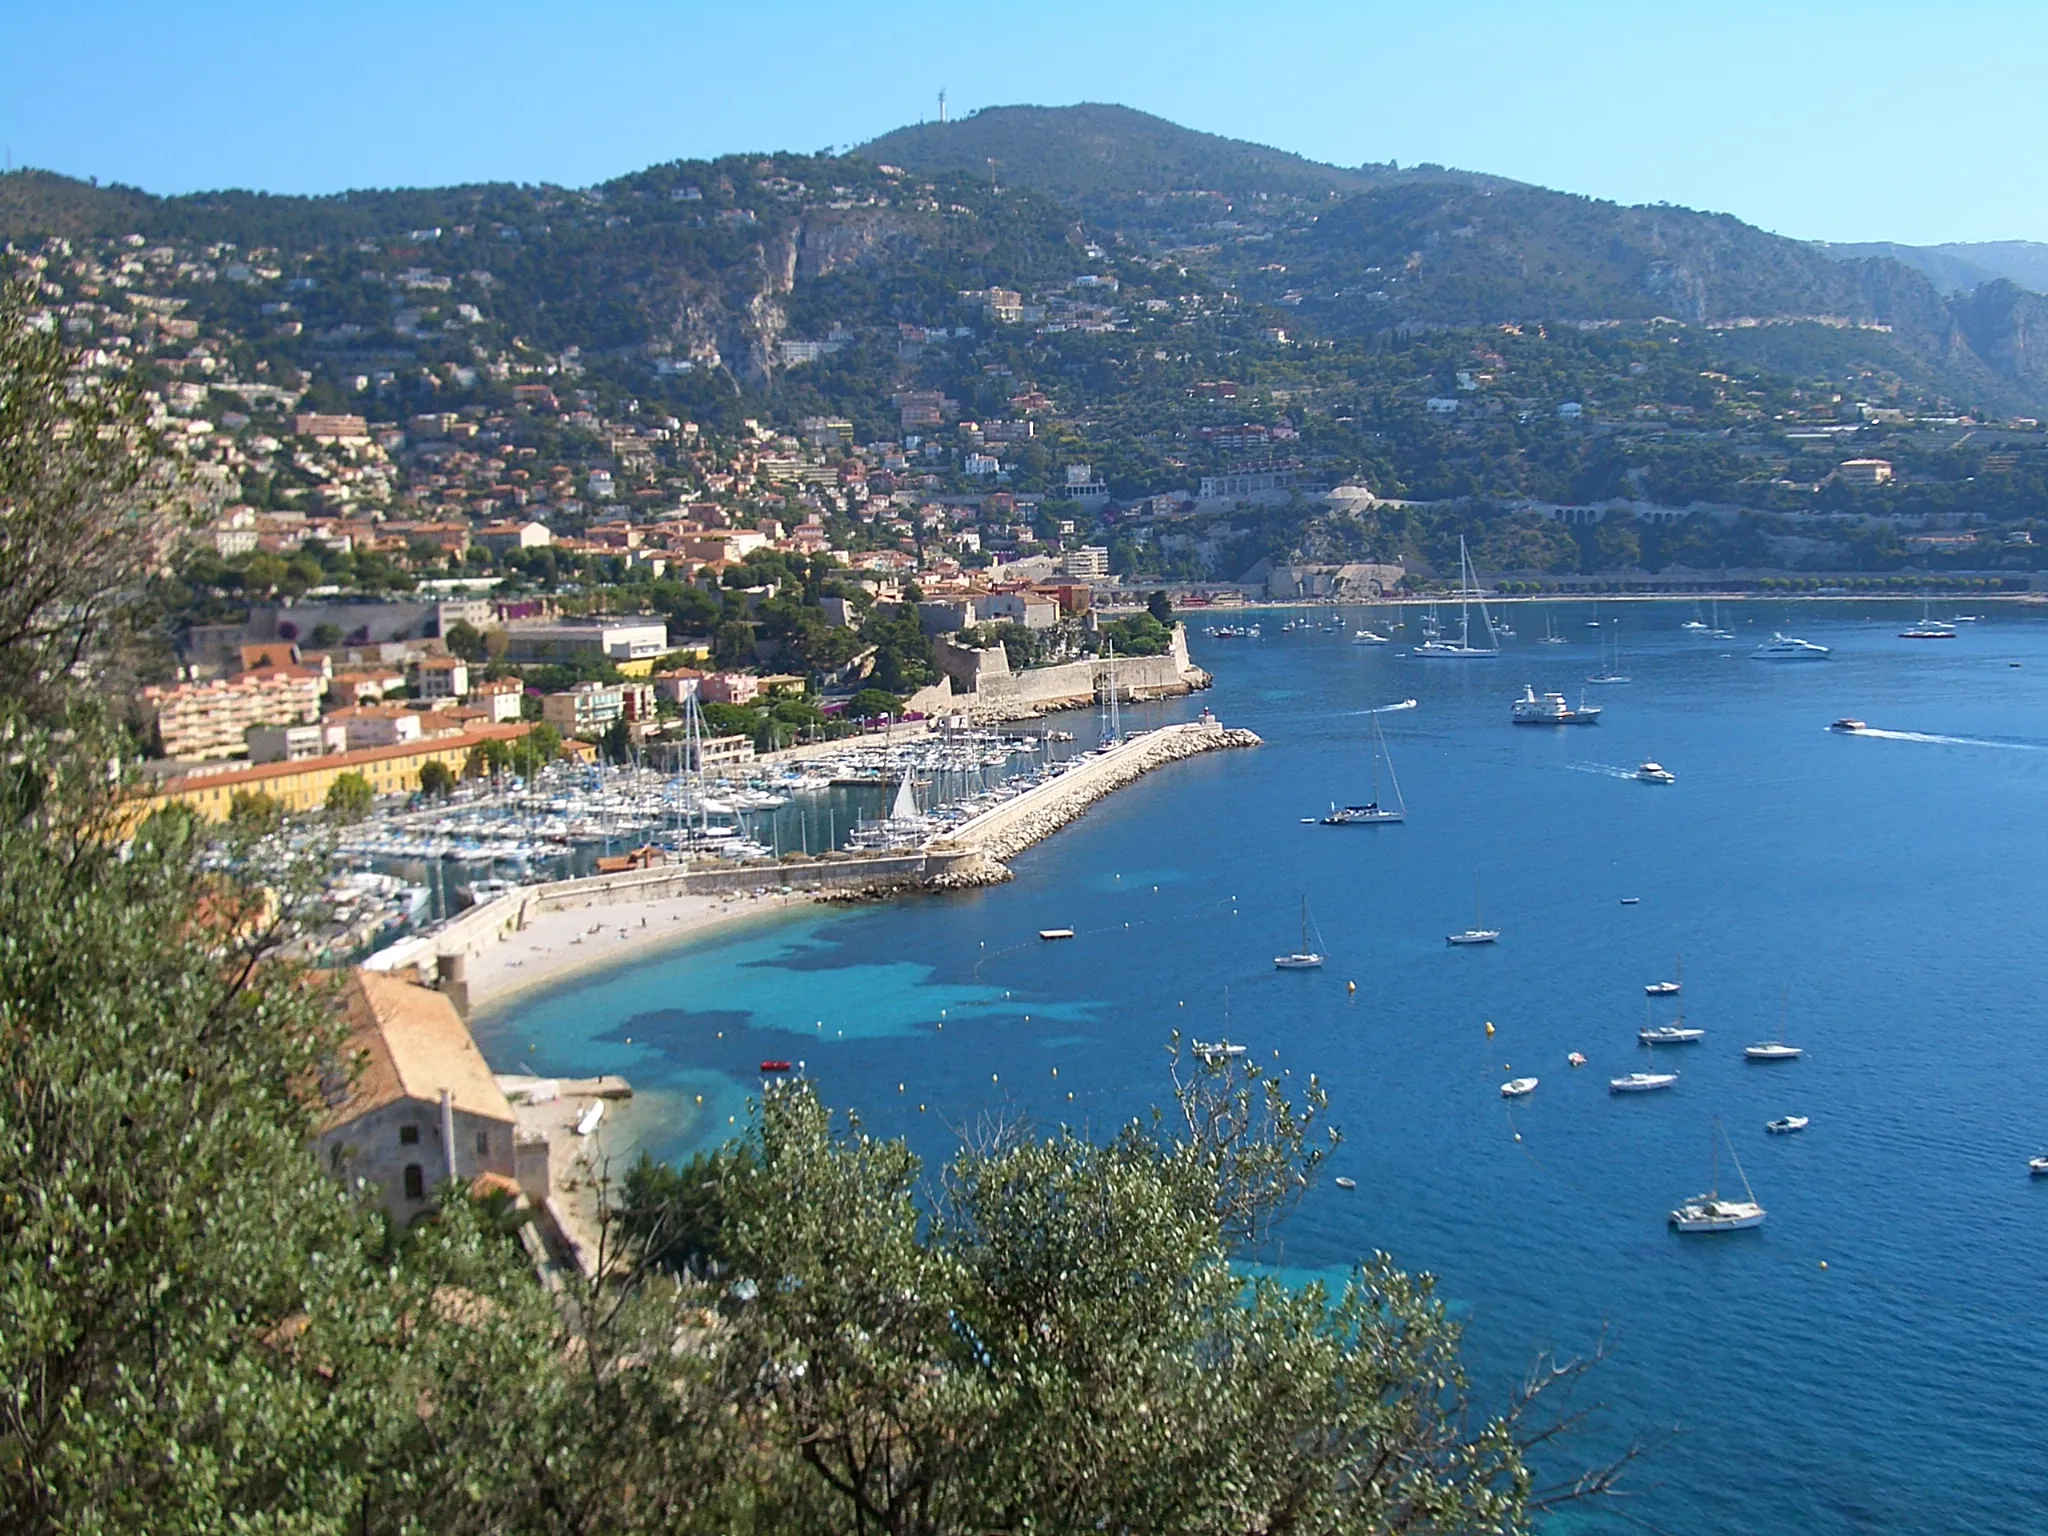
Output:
[{"xmin": 759, "ymin": 1060, "xmax": 793, "ymax": 1073}]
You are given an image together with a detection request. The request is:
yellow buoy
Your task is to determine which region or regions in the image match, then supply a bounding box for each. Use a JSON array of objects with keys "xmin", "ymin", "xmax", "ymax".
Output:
[
  {"xmin": 992, "ymin": 1073, "xmax": 999, "ymax": 1083},
  {"xmin": 1819, "ymin": 1260, "xmax": 1829, "ymax": 1270},
  {"xmin": 695, "ymin": 1095, "xmax": 703, "ymax": 1104},
  {"xmin": 1347, "ymin": 981, "xmax": 1356, "ymax": 994},
  {"xmin": 1485, "ymin": 1021, "xmax": 1496, "ymax": 1037},
  {"xmin": 1051, "ymin": 1067, "xmax": 1058, "ymax": 1077}
]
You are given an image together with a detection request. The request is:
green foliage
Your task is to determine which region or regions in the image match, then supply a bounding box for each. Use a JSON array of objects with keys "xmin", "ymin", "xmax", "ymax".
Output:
[
  {"xmin": 1147, "ymin": 589, "xmax": 1175, "ymax": 625},
  {"xmin": 324, "ymin": 770, "xmax": 374, "ymax": 821},
  {"xmin": 228, "ymin": 788, "xmax": 285, "ymax": 830},
  {"xmin": 847, "ymin": 686, "xmax": 904, "ymax": 720},
  {"xmin": 417, "ymin": 759, "xmax": 456, "ymax": 797},
  {"xmin": 443, "ymin": 619, "xmax": 487, "ymax": 662},
  {"xmin": 1103, "ymin": 612, "xmax": 1172, "ymax": 657}
]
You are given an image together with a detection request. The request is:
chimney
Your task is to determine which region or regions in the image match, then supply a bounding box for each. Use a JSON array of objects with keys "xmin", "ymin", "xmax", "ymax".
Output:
[{"xmin": 440, "ymin": 1088, "xmax": 458, "ymax": 1183}]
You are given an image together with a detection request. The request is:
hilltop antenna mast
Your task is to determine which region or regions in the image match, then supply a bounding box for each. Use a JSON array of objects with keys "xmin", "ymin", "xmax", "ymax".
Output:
[{"xmin": 938, "ymin": 88, "xmax": 947, "ymax": 124}]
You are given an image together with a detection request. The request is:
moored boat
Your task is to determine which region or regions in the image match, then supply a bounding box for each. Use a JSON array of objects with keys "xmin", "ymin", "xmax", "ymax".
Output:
[
  {"xmin": 1500, "ymin": 1077, "xmax": 1539, "ymax": 1098},
  {"xmin": 1511, "ymin": 685, "xmax": 1602, "ymax": 725},
  {"xmin": 1766, "ymin": 1115, "xmax": 1809, "ymax": 1134},
  {"xmin": 1610, "ymin": 1071, "xmax": 1678, "ymax": 1093},
  {"xmin": 1669, "ymin": 1121, "xmax": 1766, "ymax": 1232},
  {"xmin": 1745, "ymin": 1041, "xmax": 1803, "ymax": 1061},
  {"xmin": 1753, "ymin": 632, "xmax": 1830, "ymax": 660}
]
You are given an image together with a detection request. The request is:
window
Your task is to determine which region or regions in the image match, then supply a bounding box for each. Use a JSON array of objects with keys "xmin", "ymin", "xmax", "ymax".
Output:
[
  {"xmin": 402, "ymin": 1164, "xmax": 425, "ymax": 1201},
  {"xmin": 475, "ymin": 1130, "xmax": 489, "ymax": 1156},
  {"xmin": 399, "ymin": 1123, "xmax": 420, "ymax": 1145}
]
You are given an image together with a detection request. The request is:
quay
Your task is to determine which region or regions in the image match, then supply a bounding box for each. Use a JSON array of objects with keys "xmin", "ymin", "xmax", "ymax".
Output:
[{"xmin": 395, "ymin": 717, "xmax": 1258, "ymax": 1014}]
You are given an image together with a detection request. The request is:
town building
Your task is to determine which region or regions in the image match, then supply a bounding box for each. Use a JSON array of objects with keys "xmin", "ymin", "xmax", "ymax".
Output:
[
  {"xmin": 502, "ymin": 619, "xmax": 670, "ymax": 666},
  {"xmin": 410, "ymin": 655, "xmax": 470, "ymax": 701},
  {"xmin": 473, "ymin": 520, "xmax": 554, "ymax": 555},
  {"xmin": 146, "ymin": 724, "xmax": 532, "ymax": 820},
  {"xmin": 1838, "ymin": 458, "xmax": 1895, "ymax": 486},
  {"xmin": 1060, "ymin": 546, "xmax": 1111, "ymax": 581},
  {"xmin": 466, "ymin": 677, "xmax": 526, "ymax": 722},
  {"xmin": 314, "ymin": 970, "xmax": 544, "ymax": 1225},
  {"xmin": 142, "ymin": 667, "xmax": 326, "ymax": 761}
]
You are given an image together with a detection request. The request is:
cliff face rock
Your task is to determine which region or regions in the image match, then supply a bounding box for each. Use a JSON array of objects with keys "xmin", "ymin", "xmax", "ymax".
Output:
[{"xmin": 1951, "ymin": 280, "xmax": 2048, "ymax": 395}]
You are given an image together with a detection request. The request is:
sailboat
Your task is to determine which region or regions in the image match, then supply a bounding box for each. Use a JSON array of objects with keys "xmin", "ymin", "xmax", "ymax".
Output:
[
  {"xmin": 1639, "ymin": 992, "xmax": 1703, "ymax": 1045},
  {"xmin": 1353, "ymin": 602, "xmax": 1391, "ymax": 645},
  {"xmin": 1274, "ymin": 896, "xmax": 1326, "ymax": 969},
  {"xmin": 1446, "ymin": 875, "xmax": 1499, "ymax": 945},
  {"xmin": 1706, "ymin": 596, "xmax": 1735, "ymax": 641},
  {"xmin": 1899, "ymin": 596, "xmax": 1957, "ymax": 640},
  {"xmin": 1681, "ymin": 603, "xmax": 1710, "ymax": 633},
  {"xmin": 1322, "ymin": 707, "xmax": 1406, "ymax": 824},
  {"xmin": 1539, "ymin": 609, "xmax": 1568, "ymax": 645},
  {"xmin": 1412, "ymin": 537, "xmax": 1499, "ymax": 658},
  {"xmin": 1585, "ymin": 617, "xmax": 1631, "ymax": 684},
  {"xmin": 1669, "ymin": 1120, "xmax": 1767, "ymax": 1232}
]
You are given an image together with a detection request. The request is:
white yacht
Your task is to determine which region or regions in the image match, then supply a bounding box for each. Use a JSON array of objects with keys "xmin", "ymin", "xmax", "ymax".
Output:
[
  {"xmin": 1645, "ymin": 957, "xmax": 1682, "ymax": 996},
  {"xmin": 1636, "ymin": 761, "xmax": 1676, "ymax": 784},
  {"xmin": 1274, "ymin": 896, "xmax": 1326, "ymax": 970},
  {"xmin": 1753, "ymin": 633, "xmax": 1830, "ymax": 660},
  {"xmin": 1412, "ymin": 537, "xmax": 1500, "ymax": 658},
  {"xmin": 1192, "ymin": 1040, "xmax": 1248, "ymax": 1061},
  {"xmin": 1670, "ymin": 1122, "xmax": 1766, "ymax": 1232},
  {"xmin": 1744, "ymin": 1041, "xmax": 1803, "ymax": 1061},
  {"xmin": 1353, "ymin": 628, "xmax": 1391, "ymax": 645},
  {"xmin": 1609, "ymin": 1071, "xmax": 1678, "ymax": 1093},
  {"xmin": 1766, "ymin": 1115, "xmax": 1809, "ymax": 1135},
  {"xmin": 1446, "ymin": 877, "xmax": 1499, "ymax": 945},
  {"xmin": 1500, "ymin": 1077, "xmax": 1539, "ymax": 1098},
  {"xmin": 1322, "ymin": 707, "xmax": 1406, "ymax": 824},
  {"xmin": 1511, "ymin": 685, "xmax": 1601, "ymax": 725},
  {"xmin": 1900, "ymin": 598, "xmax": 1957, "ymax": 640},
  {"xmin": 1640, "ymin": 1024, "xmax": 1705, "ymax": 1045}
]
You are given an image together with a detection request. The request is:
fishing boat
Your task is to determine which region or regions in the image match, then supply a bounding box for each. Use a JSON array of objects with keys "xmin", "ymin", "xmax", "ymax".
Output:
[
  {"xmin": 1636, "ymin": 761, "xmax": 1676, "ymax": 784},
  {"xmin": 1753, "ymin": 633, "xmax": 1830, "ymax": 660},
  {"xmin": 1412, "ymin": 537, "xmax": 1500, "ymax": 658},
  {"xmin": 1766, "ymin": 1115, "xmax": 1809, "ymax": 1135},
  {"xmin": 1446, "ymin": 876, "xmax": 1500, "ymax": 946},
  {"xmin": 1274, "ymin": 895, "xmax": 1326, "ymax": 969},
  {"xmin": 1322, "ymin": 707, "xmax": 1406, "ymax": 824},
  {"xmin": 1500, "ymin": 1077, "xmax": 1539, "ymax": 1098},
  {"xmin": 1511, "ymin": 685, "xmax": 1602, "ymax": 725},
  {"xmin": 1646, "ymin": 957, "xmax": 1682, "ymax": 996},
  {"xmin": 1038, "ymin": 928, "xmax": 1075, "ymax": 941},
  {"xmin": 1609, "ymin": 1071, "xmax": 1678, "ymax": 1093},
  {"xmin": 1669, "ymin": 1121, "xmax": 1767, "ymax": 1232},
  {"xmin": 1744, "ymin": 1041, "xmax": 1803, "ymax": 1061}
]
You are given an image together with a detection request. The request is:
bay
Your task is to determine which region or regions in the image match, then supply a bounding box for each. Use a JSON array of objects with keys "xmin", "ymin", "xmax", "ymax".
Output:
[{"xmin": 476, "ymin": 600, "xmax": 2048, "ymax": 1536}]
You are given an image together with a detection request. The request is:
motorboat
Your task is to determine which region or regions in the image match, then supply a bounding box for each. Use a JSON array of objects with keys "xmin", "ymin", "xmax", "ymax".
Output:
[
  {"xmin": 1274, "ymin": 895, "xmax": 1326, "ymax": 969},
  {"xmin": 759, "ymin": 1060, "xmax": 793, "ymax": 1073},
  {"xmin": 2030, "ymin": 1156, "xmax": 2048, "ymax": 1177},
  {"xmin": 1609, "ymin": 1071, "xmax": 1678, "ymax": 1093},
  {"xmin": 1511, "ymin": 685, "xmax": 1602, "ymax": 725},
  {"xmin": 1753, "ymin": 633, "xmax": 1830, "ymax": 660},
  {"xmin": 1645, "ymin": 956, "xmax": 1682, "ymax": 996},
  {"xmin": 1192, "ymin": 1040, "xmax": 1247, "ymax": 1061},
  {"xmin": 1669, "ymin": 1121, "xmax": 1766, "ymax": 1232},
  {"xmin": 1766, "ymin": 1116, "xmax": 1809, "ymax": 1135},
  {"xmin": 1636, "ymin": 761, "xmax": 1676, "ymax": 784},
  {"xmin": 1039, "ymin": 928, "xmax": 1075, "ymax": 941},
  {"xmin": 1334, "ymin": 1176, "xmax": 1358, "ymax": 1190},
  {"xmin": 1829, "ymin": 718, "xmax": 1866, "ymax": 733},
  {"xmin": 1500, "ymin": 1077, "xmax": 1539, "ymax": 1098},
  {"xmin": 1640, "ymin": 1025, "xmax": 1705, "ymax": 1045},
  {"xmin": 1745, "ymin": 1041, "xmax": 1803, "ymax": 1061},
  {"xmin": 1567, "ymin": 1051, "xmax": 1588, "ymax": 1067},
  {"xmin": 1352, "ymin": 629, "xmax": 1391, "ymax": 645}
]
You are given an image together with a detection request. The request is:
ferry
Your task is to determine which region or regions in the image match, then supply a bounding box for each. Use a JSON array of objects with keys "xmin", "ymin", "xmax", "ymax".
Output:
[
  {"xmin": 1753, "ymin": 633, "xmax": 1831, "ymax": 661},
  {"xmin": 1510, "ymin": 685, "xmax": 1601, "ymax": 725}
]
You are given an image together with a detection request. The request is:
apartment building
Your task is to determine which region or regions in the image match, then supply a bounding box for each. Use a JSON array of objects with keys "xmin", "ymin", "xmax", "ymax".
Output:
[{"xmin": 142, "ymin": 667, "xmax": 325, "ymax": 761}]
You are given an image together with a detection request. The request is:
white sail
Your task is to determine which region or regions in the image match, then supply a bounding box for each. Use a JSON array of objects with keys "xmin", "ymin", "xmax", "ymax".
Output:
[{"xmin": 889, "ymin": 770, "xmax": 919, "ymax": 821}]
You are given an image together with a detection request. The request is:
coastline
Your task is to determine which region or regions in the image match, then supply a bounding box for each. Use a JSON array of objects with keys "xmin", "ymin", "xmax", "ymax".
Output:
[{"xmin": 465, "ymin": 888, "xmax": 822, "ymax": 1016}]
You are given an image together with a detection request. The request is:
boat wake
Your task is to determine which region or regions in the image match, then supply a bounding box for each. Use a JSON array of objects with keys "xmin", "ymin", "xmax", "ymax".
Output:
[
  {"xmin": 1566, "ymin": 762, "xmax": 1645, "ymax": 781},
  {"xmin": 1344, "ymin": 699, "xmax": 1420, "ymax": 716},
  {"xmin": 1847, "ymin": 726, "xmax": 2048, "ymax": 753}
]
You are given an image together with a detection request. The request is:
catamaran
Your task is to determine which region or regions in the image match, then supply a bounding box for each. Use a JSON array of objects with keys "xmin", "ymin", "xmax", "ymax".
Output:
[
  {"xmin": 1322, "ymin": 707, "xmax": 1406, "ymax": 824},
  {"xmin": 1274, "ymin": 895, "xmax": 1326, "ymax": 969},
  {"xmin": 1670, "ymin": 1121, "xmax": 1767, "ymax": 1232},
  {"xmin": 1412, "ymin": 537, "xmax": 1499, "ymax": 658}
]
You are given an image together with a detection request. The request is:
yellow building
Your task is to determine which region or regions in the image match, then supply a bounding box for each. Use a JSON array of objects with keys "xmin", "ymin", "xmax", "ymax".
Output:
[{"xmin": 146, "ymin": 723, "xmax": 532, "ymax": 821}]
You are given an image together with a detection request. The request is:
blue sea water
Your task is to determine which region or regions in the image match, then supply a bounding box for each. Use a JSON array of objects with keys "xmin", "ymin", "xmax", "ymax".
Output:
[{"xmin": 477, "ymin": 601, "xmax": 2048, "ymax": 1535}]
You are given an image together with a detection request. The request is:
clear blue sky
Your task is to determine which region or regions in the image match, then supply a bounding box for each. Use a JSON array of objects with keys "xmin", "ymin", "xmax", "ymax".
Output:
[{"xmin": 7, "ymin": 0, "xmax": 2044, "ymax": 245}]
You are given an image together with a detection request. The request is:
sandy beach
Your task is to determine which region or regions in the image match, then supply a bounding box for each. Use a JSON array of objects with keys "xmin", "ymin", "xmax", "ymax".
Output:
[{"xmin": 465, "ymin": 886, "xmax": 823, "ymax": 1013}]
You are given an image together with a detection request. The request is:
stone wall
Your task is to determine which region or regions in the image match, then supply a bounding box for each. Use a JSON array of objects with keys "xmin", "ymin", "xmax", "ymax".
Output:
[{"xmin": 928, "ymin": 625, "xmax": 1209, "ymax": 722}]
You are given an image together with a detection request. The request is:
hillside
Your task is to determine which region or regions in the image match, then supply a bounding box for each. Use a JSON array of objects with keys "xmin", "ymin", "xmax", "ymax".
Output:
[{"xmin": 1819, "ymin": 239, "xmax": 2048, "ymax": 296}]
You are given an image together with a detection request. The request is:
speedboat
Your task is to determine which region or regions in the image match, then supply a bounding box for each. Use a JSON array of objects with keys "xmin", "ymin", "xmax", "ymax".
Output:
[
  {"xmin": 1610, "ymin": 1071, "xmax": 1678, "ymax": 1093},
  {"xmin": 1636, "ymin": 761, "xmax": 1676, "ymax": 784},
  {"xmin": 1766, "ymin": 1116, "xmax": 1809, "ymax": 1135},
  {"xmin": 1639, "ymin": 1025, "xmax": 1705, "ymax": 1045},
  {"xmin": 1511, "ymin": 685, "xmax": 1601, "ymax": 725},
  {"xmin": 1500, "ymin": 1077, "xmax": 1539, "ymax": 1098},
  {"xmin": 1446, "ymin": 928, "xmax": 1500, "ymax": 946},
  {"xmin": 759, "ymin": 1060, "xmax": 793, "ymax": 1073},
  {"xmin": 1753, "ymin": 633, "xmax": 1830, "ymax": 660},
  {"xmin": 1829, "ymin": 718, "xmax": 1866, "ymax": 733},
  {"xmin": 1744, "ymin": 1041, "xmax": 1803, "ymax": 1061}
]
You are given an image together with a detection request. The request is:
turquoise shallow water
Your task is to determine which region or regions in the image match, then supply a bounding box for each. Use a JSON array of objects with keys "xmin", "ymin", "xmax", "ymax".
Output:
[{"xmin": 477, "ymin": 601, "xmax": 2048, "ymax": 1535}]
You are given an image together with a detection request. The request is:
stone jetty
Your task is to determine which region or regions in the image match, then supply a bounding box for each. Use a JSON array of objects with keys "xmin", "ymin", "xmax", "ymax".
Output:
[{"xmin": 928, "ymin": 717, "xmax": 1261, "ymax": 884}]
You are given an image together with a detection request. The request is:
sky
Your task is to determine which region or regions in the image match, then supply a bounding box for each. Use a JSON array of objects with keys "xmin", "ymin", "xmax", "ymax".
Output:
[{"xmin": 6, "ymin": 0, "xmax": 2045, "ymax": 246}]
